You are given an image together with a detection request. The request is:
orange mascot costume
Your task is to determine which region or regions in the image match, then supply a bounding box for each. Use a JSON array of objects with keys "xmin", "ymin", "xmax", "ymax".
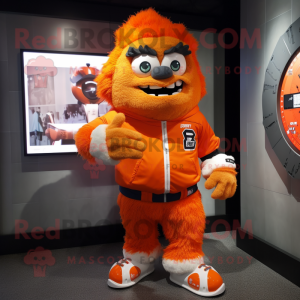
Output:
[{"xmin": 75, "ymin": 8, "xmax": 237, "ymax": 297}]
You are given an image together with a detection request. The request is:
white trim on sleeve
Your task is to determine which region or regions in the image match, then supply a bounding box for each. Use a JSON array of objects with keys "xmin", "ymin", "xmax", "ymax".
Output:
[
  {"xmin": 89, "ymin": 124, "xmax": 119, "ymax": 166},
  {"xmin": 201, "ymin": 153, "xmax": 236, "ymax": 178}
]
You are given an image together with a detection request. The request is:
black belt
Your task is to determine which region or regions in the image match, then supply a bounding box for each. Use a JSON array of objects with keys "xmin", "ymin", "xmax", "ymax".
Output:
[{"xmin": 119, "ymin": 184, "xmax": 198, "ymax": 203}]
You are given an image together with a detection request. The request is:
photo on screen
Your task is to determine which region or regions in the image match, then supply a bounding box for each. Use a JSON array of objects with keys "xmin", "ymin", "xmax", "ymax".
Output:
[{"xmin": 21, "ymin": 50, "xmax": 110, "ymax": 155}]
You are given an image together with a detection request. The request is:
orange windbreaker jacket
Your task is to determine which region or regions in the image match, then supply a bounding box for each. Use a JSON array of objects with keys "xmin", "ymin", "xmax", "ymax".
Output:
[{"xmin": 76, "ymin": 106, "xmax": 220, "ymax": 195}]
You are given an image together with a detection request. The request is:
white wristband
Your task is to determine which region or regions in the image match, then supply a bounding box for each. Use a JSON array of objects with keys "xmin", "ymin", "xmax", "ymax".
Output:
[
  {"xmin": 201, "ymin": 153, "xmax": 236, "ymax": 179},
  {"xmin": 89, "ymin": 124, "xmax": 119, "ymax": 166}
]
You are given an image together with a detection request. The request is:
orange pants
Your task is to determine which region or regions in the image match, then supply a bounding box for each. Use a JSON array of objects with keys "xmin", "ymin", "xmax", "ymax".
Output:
[{"xmin": 117, "ymin": 190, "xmax": 206, "ymax": 262}]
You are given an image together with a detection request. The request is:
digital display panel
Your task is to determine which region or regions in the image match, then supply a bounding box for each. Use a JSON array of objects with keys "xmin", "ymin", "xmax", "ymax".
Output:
[
  {"xmin": 283, "ymin": 93, "xmax": 300, "ymax": 109},
  {"xmin": 21, "ymin": 50, "xmax": 110, "ymax": 155},
  {"xmin": 279, "ymin": 51, "xmax": 300, "ymax": 151}
]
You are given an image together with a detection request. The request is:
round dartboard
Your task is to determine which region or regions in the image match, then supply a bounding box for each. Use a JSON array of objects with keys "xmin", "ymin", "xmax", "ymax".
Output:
[{"xmin": 263, "ymin": 18, "xmax": 300, "ymax": 178}]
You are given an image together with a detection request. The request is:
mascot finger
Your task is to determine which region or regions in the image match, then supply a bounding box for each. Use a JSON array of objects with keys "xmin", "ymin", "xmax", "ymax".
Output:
[
  {"xmin": 108, "ymin": 128, "xmax": 142, "ymax": 141},
  {"xmin": 204, "ymin": 176, "xmax": 217, "ymax": 190},
  {"xmin": 230, "ymin": 182, "xmax": 237, "ymax": 197},
  {"xmin": 107, "ymin": 113, "xmax": 126, "ymax": 129},
  {"xmin": 218, "ymin": 183, "xmax": 232, "ymax": 200},
  {"xmin": 107, "ymin": 139, "xmax": 146, "ymax": 151},
  {"xmin": 211, "ymin": 182, "xmax": 227, "ymax": 199},
  {"xmin": 109, "ymin": 147, "xmax": 143, "ymax": 160}
]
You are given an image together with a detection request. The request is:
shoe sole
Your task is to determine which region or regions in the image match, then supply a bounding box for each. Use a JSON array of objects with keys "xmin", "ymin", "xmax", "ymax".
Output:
[
  {"xmin": 107, "ymin": 268, "xmax": 155, "ymax": 289},
  {"xmin": 170, "ymin": 275, "xmax": 226, "ymax": 297}
]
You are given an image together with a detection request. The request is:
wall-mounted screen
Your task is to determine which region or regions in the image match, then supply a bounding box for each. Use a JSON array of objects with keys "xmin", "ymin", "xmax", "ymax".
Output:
[{"xmin": 21, "ymin": 50, "xmax": 110, "ymax": 155}]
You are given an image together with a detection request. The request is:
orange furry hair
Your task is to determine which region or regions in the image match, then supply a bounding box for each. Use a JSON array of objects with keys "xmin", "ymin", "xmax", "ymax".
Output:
[
  {"xmin": 96, "ymin": 8, "xmax": 206, "ymax": 106},
  {"xmin": 118, "ymin": 190, "xmax": 206, "ymax": 260}
]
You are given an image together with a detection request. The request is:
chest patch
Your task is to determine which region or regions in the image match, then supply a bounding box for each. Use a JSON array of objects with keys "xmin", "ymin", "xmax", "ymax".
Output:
[
  {"xmin": 180, "ymin": 124, "xmax": 192, "ymax": 128},
  {"xmin": 182, "ymin": 129, "xmax": 196, "ymax": 151}
]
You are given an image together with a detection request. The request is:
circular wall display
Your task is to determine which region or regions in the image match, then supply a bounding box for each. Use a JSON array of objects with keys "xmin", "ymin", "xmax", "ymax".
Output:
[
  {"xmin": 263, "ymin": 19, "xmax": 300, "ymax": 178},
  {"xmin": 279, "ymin": 50, "xmax": 300, "ymax": 152}
]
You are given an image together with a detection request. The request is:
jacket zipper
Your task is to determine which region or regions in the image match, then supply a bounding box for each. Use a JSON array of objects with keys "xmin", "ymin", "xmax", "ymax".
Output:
[{"xmin": 161, "ymin": 121, "xmax": 170, "ymax": 201}]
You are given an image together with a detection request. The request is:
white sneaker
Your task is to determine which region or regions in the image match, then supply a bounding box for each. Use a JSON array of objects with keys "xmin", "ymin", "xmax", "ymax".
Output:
[
  {"xmin": 170, "ymin": 264, "xmax": 225, "ymax": 297},
  {"xmin": 107, "ymin": 258, "xmax": 155, "ymax": 288}
]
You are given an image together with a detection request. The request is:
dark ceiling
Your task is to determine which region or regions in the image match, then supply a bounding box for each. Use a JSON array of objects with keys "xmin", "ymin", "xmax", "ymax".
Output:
[
  {"xmin": 2, "ymin": 0, "xmax": 240, "ymax": 31},
  {"xmin": 84, "ymin": 0, "xmax": 225, "ymax": 17}
]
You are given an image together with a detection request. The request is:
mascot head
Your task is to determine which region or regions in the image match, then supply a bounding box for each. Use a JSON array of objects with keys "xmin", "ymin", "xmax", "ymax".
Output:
[
  {"xmin": 71, "ymin": 64, "xmax": 105, "ymax": 105},
  {"xmin": 96, "ymin": 8, "xmax": 206, "ymax": 120}
]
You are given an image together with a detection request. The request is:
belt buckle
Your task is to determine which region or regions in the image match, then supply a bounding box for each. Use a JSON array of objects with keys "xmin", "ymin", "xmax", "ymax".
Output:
[{"xmin": 187, "ymin": 187, "xmax": 194, "ymax": 196}]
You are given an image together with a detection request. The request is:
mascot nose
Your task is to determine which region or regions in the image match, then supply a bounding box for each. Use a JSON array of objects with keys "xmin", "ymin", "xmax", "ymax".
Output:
[{"xmin": 151, "ymin": 66, "xmax": 173, "ymax": 79}]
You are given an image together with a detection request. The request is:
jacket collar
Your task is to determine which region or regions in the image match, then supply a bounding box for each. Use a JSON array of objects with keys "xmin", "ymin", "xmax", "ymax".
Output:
[{"xmin": 114, "ymin": 106, "xmax": 200, "ymax": 123}]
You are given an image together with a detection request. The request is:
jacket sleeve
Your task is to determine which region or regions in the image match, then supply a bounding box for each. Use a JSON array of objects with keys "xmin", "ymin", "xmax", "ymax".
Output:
[
  {"xmin": 74, "ymin": 116, "xmax": 108, "ymax": 164},
  {"xmin": 197, "ymin": 112, "xmax": 236, "ymax": 179},
  {"xmin": 197, "ymin": 112, "xmax": 220, "ymax": 159}
]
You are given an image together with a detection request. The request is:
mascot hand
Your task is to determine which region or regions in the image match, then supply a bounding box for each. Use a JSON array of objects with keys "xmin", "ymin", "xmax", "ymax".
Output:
[
  {"xmin": 204, "ymin": 168, "xmax": 237, "ymax": 200},
  {"xmin": 106, "ymin": 113, "xmax": 146, "ymax": 160},
  {"xmin": 45, "ymin": 128, "xmax": 73, "ymax": 141}
]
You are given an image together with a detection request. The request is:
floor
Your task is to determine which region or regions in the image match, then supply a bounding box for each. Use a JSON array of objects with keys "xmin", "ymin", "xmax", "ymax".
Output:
[{"xmin": 0, "ymin": 231, "xmax": 299, "ymax": 300}]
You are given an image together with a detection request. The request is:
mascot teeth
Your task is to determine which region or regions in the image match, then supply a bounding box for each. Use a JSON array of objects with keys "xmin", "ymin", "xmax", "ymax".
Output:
[
  {"xmin": 167, "ymin": 83, "xmax": 175, "ymax": 88},
  {"xmin": 149, "ymin": 85, "xmax": 162, "ymax": 89},
  {"xmin": 139, "ymin": 81, "xmax": 183, "ymax": 96}
]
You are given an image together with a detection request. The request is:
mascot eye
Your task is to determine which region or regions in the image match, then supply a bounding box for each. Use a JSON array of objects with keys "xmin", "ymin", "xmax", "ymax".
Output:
[
  {"xmin": 140, "ymin": 61, "xmax": 151, "ymax": 73},
  {"xmin": 43, "ymin": 67, "xmax": 47, "ymax": 70},
  {"xmin": 131, "ymin": 54, "xmax": 160, "ymax": 77},
  {"xmin": 161, "ymin": 53, "xmax": 186, "ymax": 75},
  {"xmin": 170, "ymin": 60, "xmax": 180, "ymax": 71}
]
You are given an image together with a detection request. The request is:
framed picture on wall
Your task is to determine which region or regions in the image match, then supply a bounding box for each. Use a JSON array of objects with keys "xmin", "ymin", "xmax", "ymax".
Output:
[{"xmin": 20, "ymin": 49, "xmax": 110, "ymax": 155}]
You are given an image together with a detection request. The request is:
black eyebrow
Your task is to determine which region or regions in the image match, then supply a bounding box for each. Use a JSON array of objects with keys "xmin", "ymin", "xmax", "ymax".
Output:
[
  {"xmin": 126, "ymin": 45, "xmax": 157, "ymax": 57},
  {"xmin": 164, "ymin": 42, "xmax": 191, "ymax": 56}
]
